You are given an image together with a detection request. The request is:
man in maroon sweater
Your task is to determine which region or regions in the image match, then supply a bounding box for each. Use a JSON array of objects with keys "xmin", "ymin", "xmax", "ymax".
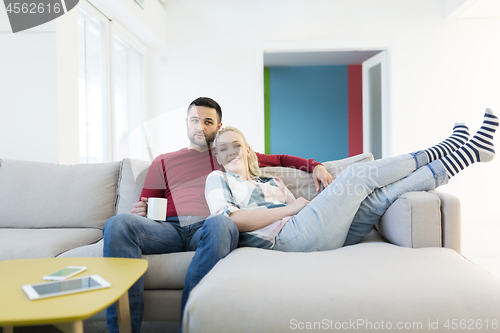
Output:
[{"xmin": 103, "ymin": 97, "xmax": 332, "ymax": 333}]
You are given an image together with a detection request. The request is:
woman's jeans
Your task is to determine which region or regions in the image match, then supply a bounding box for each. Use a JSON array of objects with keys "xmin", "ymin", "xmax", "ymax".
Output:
[
  {"xmin": 273, "ymin": 153, "xmax": 448, "ymax": 252},
  {"xmin": 102, "ymin": 213, "xmax": 238, "ymax": 333}
]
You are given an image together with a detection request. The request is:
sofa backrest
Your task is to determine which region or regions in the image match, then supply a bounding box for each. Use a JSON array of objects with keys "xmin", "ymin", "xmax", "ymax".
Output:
[
  {"xmin": 116, "ymin": 158, "xmax": 151, "ymax": 215},
  {"xmin": 116, "ymin": 153, "xmax": 374, "ymax": 214},
  {"xmin": 261, "ymin": 153, "xmax": 374, "ymax": 201},
  {"xmin": 0, "ymin": 159, "xmax": 121, "ymax": 229}
]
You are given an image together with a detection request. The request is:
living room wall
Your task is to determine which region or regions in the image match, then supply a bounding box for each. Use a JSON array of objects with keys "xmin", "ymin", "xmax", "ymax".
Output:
[
  {"xmin": 146, "ymin": 0, "xmax": 500, "ymax": 220},
  {"xmin": 0, "ymin": 14, "xmax": 58, "ymax": 163},
  {"xmin": 1, "ymin": 0, "xmax": 499, "ymax": 220}
]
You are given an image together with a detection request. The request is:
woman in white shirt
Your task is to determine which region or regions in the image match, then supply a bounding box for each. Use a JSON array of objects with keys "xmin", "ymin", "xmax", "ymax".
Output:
[{"xmin": 205, "ymin": 109, "xmax": 497, "ymax": 251}]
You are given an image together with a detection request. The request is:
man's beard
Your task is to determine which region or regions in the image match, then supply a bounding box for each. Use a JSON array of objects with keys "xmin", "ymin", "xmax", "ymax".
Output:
[{"xmin": 188, "ymin": 130, "xmax": 217, "ymax": 147}]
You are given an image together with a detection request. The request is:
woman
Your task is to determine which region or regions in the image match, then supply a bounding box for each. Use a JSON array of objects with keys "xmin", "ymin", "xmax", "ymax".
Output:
[{"xmin": 205, "ymin": 109, "xmax": 497, "ymax": 251}]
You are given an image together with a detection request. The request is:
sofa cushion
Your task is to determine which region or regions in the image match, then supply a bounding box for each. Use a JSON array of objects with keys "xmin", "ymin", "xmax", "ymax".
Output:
[
  {"xmin": 61, "ymin": 230, "xmax": 385, "ymax": 290},
  {"xmin": 58, "ymin": 238, "xmax": 196, "ymax": 290},
  {"xmin": 261, "ymin": 153, "xmax": 373, "ymax": 200},
  {"xmin": 0, "ymin": 228, "xmax": 103, "ymax": 260},
  {"xmin": 0, "ymin": 159, "xmax": 121, "ymax": 229},
  {"xmin": 143, "ymin": 252, "xmax": 195, "ymax": 290},
  {"xmin": 116, "ymin": 158, "xmax": 151, "ymax": 215},
  {"xmin": 183, "ymin": 244, "xmax": 500, "ymax": 333}
]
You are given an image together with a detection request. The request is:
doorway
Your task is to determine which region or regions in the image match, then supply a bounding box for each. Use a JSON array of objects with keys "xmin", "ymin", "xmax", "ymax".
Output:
[{"xmin": 264, "ymin": 50, "xmax": 389, "ymax": 161}]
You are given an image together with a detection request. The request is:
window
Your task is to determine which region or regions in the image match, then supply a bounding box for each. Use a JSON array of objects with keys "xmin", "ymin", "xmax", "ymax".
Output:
[
  {"xmin": 112, "ymin": 32, "xmax": 148, "ymax": 161},
  {"xmin": 78, "ymin": 6, "xmax": 108, "ymax": 163},
  {"xmin": 77, "ymin": 3, "xmax": 148, "ymax": 163}
]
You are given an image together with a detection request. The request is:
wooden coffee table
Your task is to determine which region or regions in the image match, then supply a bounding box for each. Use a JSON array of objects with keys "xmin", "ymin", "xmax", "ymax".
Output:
[{"xmin": 0, "ymin": 257, "xmax": 148, "ymax": 333}]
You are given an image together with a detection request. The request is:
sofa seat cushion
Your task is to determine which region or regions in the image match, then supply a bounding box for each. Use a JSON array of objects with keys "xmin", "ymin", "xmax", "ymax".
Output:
[
  {"xmin": 143, "ymin": 252, "xmax": 195, "ymax": 290},
  {"xmin": 0, "ymin": 228, "xmax": 103, "ymax": 260},
  {"xmin": 183, "ymin": 243, "xmax": 500, "ymax": 333},
  {"xmin": 60, "ymin": 231, "xmax": 384, "ymax": 290},
  {"xmin": 143, "ymin": 232, "xmax": 381, "ymax": 291},
  {"xmin": 57, "ymin": 238, "xmax": 195, "ymax": 290}
]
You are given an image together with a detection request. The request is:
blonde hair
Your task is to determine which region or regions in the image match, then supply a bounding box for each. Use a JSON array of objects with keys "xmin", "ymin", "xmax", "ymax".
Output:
[{"xmin": 215, "ymin": 126, "xmax": 269, "ymax": 179}]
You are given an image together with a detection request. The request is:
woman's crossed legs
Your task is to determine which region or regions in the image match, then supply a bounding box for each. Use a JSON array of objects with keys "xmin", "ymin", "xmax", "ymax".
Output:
[{"xmin": 274, "ymin": 109, "xmax": 498, "ymax": 252}]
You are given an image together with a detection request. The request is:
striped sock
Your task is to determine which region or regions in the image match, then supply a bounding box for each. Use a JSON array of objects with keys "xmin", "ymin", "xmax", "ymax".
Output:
[
  {"xmin": 439, "ymin": 108, "xmax": 498, "ymax": 179},
  {"xmin": 424, "ymin": 123, "xmax": 470, "ymax": 163}
]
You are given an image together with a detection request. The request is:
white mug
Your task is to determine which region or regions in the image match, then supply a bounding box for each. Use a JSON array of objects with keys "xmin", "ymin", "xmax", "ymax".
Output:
[{"xmin": 147, "ymin": 198, "xmax": 168, "ymax": 221}]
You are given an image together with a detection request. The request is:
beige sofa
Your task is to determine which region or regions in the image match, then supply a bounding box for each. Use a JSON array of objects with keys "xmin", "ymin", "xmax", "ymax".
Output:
[
  {"xmin": 182, "ymin": 163, "xmax": 500, "ymax": 332},
  {"xmin": 1, "ymin": 154, "xmax": 498, "ymax": 331}
]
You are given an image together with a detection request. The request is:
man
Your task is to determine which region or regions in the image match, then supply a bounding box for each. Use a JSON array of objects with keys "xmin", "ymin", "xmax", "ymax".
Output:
[{"xmin": 103, "ymin": 97, "xmax": 333, "ymax": 333}]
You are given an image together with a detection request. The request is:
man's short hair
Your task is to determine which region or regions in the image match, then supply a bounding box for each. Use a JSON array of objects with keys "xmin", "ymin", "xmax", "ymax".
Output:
[{"xmin": 188, "ymin": 97, "xmax": 222, "ymax": 124}]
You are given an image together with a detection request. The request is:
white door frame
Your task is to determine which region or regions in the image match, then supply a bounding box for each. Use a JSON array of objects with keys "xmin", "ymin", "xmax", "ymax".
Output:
[{"xmin": 362, "ymin": 50, "xmax": 392, "ymax": 158}]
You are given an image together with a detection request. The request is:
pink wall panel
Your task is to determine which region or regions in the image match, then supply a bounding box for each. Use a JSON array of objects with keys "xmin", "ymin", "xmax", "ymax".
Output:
[{"xmin": 348, "ymin": 65, "xmax": 363, "ymax": 156}]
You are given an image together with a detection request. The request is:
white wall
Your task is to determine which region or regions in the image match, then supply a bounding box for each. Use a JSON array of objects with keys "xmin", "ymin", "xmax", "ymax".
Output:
[
  {"xmin": 146, "ymin": 0, "xmax": 500, "ymax": 220},
  {"xmin": 0, "ymin": 9, "xmax": 59, "ymax": 163},
  {"xmin": 56, "ymin": 9, "xmax": 79, "ymax": 165}
]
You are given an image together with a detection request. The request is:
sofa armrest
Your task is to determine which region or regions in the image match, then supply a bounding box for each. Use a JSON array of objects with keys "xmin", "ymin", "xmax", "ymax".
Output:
[
  {"xmin": 376, "ymin": 190, "xmax": 461, "ymax": 252},
  {"xmin": 428, "ymin": 190, "xmax": 461, "ymax": 252}
]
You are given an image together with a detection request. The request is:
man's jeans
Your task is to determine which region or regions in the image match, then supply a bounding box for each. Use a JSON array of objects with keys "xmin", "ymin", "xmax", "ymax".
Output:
[
  {"xmin": 274, "ymin": 153, "xmax": 448, "ymax": 252},
  {"xmin": 102, "ymin": 213, "xmax": 238, "ymax": 333}
]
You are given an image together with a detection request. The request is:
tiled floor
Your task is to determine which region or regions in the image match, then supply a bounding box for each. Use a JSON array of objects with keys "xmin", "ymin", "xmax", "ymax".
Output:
[{"xmin": 461, "ymin": 218, "xmax": 500, "ymax": 279}]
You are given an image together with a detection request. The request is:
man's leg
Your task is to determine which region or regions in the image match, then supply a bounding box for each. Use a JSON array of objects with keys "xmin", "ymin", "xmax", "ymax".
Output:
[
  {"xmin": 103, "ymin": 213, "xmax": 185, "ymax": 333},
  {"xmin": 180, "ymin": 214, "xmax": 239, "ymax": 326}
]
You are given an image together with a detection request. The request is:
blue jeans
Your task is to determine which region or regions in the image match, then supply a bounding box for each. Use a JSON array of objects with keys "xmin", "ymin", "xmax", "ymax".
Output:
[
  {"xmin": 102, "ymin": 213, "xmax": 238, "ymax": 333},
  {"xmin": 343, "ymin": 159, "xmax": 448, "ymax": 245},
  {"xmin": 273, "ymin": 153, "xmax": 448, "ymax": 252}
]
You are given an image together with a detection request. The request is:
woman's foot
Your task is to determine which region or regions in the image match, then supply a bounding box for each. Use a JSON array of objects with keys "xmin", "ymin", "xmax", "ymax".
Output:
[
  {"xmin": 424, "ymin": 123, "xmax": 470, "ymax": 163},
  {"xmin": 439, "ymin": 108, "xmax": 498, "ymax": 179}
]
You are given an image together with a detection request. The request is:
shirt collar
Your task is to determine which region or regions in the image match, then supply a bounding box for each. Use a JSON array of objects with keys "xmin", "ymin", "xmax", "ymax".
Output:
[
  {"xmin": 226, "ymin": 171, "xmax": 242, "ymax": 179},
  {"xmin": 225, "ymin": 171, "xmax": 263, "ymax": 183}
]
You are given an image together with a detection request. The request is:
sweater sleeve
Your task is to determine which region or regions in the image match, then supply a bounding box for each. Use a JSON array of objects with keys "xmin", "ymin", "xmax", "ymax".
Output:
[
  {"xmin": 255, "ymin": 152, "xmax": 322, "ymax": 173},
  {"xmin": 139, "ymin": 156, "xmax": 167, "ymax": 201}
]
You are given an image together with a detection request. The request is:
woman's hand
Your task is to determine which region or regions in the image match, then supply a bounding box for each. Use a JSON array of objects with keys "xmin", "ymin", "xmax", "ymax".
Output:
[
  {"xmin": 287, "ymin": 197, "xmax": 310, "ymax": 215},
  {"xmin": 313, "ymin": 165, "xmax": 334, "ymax": 192},
  {"xmin": 228, "ymin": 197, "xmax": 309, "ymax": 232}
]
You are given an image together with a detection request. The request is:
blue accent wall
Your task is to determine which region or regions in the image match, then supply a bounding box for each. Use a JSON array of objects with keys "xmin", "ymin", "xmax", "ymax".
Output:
[{"xmin": 269, "ymin": 65, "xmax": 349, "ymax": 162}]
